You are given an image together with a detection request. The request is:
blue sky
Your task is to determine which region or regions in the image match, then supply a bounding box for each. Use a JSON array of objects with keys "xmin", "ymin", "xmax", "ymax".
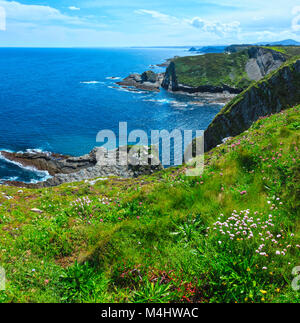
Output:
[{"xmin": 0, "ymin": 0, "xmax": 299, "ymax": 47}]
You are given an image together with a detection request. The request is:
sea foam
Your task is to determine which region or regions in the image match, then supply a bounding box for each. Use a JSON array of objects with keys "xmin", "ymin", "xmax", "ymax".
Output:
[{"xmin": 0, "ymin": 150, "xmax": 52, "ymax": 183}]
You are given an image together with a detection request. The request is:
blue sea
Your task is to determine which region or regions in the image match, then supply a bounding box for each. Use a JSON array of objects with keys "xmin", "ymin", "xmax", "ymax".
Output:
[{"xmin": 0, "ymin": 47, "xmax": 222, "ymax": 183}]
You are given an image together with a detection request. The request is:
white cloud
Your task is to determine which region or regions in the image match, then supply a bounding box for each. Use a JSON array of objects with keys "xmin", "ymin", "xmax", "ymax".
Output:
[
  {"xmin": 292, "ymin": 6, "xmax": 300, "ymax": 32},
  {"xmin": 0, "ymin": 0, "xmax": 106, "ymax": 30},
  {"xmin": 0, "ymin": 5, "xmax": 6, "ymax": 30},
  {"xmin": 253, "ymin": 16, "xmax": 264, "ymax": 21},
  {"xmin": 134, "ymin": 9, "xmax": 178, "ymax": 25},
  {"xmin": 292, "ymin": 6, "xmax": 300, "ymax": 15},
  {"xmin": 188, "ymin": 17, "xmax": 240, "ymax": 36},
  {"xmin": 0, "ymin": 0, "xmax": 87, "ymax": 26},
  {"xmin": 69, "ymin": 6, "xmax": 80, "ymax": 11},
  {"xmin": 135, "ymin": 9, "xmax": 241, "ymax": 37}
]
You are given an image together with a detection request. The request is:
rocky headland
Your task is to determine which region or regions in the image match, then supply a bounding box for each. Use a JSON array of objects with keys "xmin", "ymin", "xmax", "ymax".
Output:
[
  {"xmin": 0, "ymin": 146, "xmax": 163, "ymax": 188},
  {"xmin": 116, "ymin": 70, "xmax": 164, "ymax": 92},
  {"xmin": 161, "ymin": 47, "xmax": 287, "ymax": 93},
  {"xmin": 117, "ymin": 46, "xmax": 292, "ymax": 101}
]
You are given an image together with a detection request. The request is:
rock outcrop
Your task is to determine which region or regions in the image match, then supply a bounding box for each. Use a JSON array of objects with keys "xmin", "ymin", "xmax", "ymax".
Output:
[
  {"xmin": 162, "ymin": 47, "xmax": 287, "ymax": 94},
  {"xmin": 204, "ymin": 58, "xmax": 300, "ymax": 152},
  {"xmin": 1, "ymin": 146, "xmax": 163, "ymax": 187},
  {"xmin": 0, "ymin": 150, "xmax": 93, "ymax": 176},
  {"xmin": 246, "ymin": 47, "xmax": 287, "ymax": 81},
  {"xmin": 117, "ymin": 71, "xmax": 164, "ymax": 92}
]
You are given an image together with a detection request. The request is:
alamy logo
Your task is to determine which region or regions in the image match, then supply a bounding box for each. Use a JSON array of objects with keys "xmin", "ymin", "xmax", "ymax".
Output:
[
  {"xmin": 292, "ymin": 266, "xmax": 300, "ymax": 291},
  {"xmin": 0, "ymin": 6, "xmax": 6, "ymax": 31},
  {"xmin": 96, "ymin": 122, "xmax": 204, "ymax": 176},
  {"xmin": 0, "ymin": 266, "xmax": 5, "ymax": 290}
]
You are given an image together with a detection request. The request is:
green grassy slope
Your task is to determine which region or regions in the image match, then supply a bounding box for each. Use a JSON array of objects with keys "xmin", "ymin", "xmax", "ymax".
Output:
[
  {"xmin": 0, "ymin": 106, "xmax": 299, "ymax": 303},
  {"xmin": 262, "ymin": 46, "xmax": 300, "ymax": 57},
  {"xmin": 173, "ymin": 50, "xmax": 251, "ymax": 89},
  {"xmin": 172, "ymin": 46, "xmax": 300, "ymax": 89}
]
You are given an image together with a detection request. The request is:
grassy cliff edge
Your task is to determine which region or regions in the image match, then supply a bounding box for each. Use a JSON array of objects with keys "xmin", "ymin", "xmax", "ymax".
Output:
[{"xmin": 0, "ymin": 105, "xmax": 299, "ymax": 303}]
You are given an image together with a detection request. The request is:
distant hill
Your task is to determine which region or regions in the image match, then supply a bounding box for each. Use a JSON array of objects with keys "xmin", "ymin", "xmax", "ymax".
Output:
[
  {"xmin": 188, "ymin": 45, "xmax": 226, "ymax": 54},
  {"xmin": 188, "ymin": 40, "xmax": 300, "ymax": 54},
  {"xmin": 256, "ymin": 39, "xmax": 300, "ymax": 46}
]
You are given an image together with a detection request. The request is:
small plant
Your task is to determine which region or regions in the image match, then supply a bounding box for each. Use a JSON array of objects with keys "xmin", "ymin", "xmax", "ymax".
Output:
[
  {"xmin": 171, "ymin": 215, "xmax": 206, "ymax": 245},
  {"xmin": 132, "ymin": 279, "xmax": 172, "ymax": 303},
  {"xmin": 60, "ymin": 261, "xmax": 108, "ymax": 303}
]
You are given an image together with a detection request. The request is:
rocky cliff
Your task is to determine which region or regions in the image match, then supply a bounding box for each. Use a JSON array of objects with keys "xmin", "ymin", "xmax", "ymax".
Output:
[
  {"xmin": 246, "ymin": 47, "xmax": 287, "ymax": 81},
  {"xmin": 204, "ymin": 57, "xmax": 300, "ymax": 151},
  {"xmin": 162, "ymin": 47, "xmax": 287, "ymax": 94}
]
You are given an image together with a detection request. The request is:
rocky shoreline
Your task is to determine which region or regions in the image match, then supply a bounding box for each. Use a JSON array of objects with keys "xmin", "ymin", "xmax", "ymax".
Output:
[
  {"xmin": 116, "ymin": 70, "xmax": 164, "ymax": 92},
  {"xmin": 117, "ymin": 46, "xmax": 288, "ymax": 100},
  {"xmin": 116, "ymin": 69, "xmax": 239, "ymax": 104},
  {"xmin": 0, "ymin": 146, "xmax": 163, "ymax": 188}
]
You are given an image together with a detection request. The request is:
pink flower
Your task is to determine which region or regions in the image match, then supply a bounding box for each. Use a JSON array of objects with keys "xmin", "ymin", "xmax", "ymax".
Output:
[{"xmin": 137, "ymin": 216, "xmax": 140, "ymax": 220}]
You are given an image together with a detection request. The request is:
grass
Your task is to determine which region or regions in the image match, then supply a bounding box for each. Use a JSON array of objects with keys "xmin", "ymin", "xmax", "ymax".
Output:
[
  {"xmin": 172, "ymin": 46, "xmax": 300, "ymax": 90},
  {"xmin": 0, "ymin": 106, "xmax": 299, "ymax": 303},
  {"xmin": 263, "ymin": 46, "xmax": 300, "ymax": 58},
  {"xmin": 173, "ymin": 50, "xmax": 251, "ymax": 89}
]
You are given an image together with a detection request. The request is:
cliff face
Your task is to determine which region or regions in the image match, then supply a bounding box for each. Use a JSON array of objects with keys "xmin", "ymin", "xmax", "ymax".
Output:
[
  {"xmin": 162, "ymin": 47, "xmax": 287, "ymax": 94},
  {"xmin": 246, "ymin": 47, "xmax": 287, "ymax": 81},
  {"xmin": 204, "ymin": 58, "xmax": 300, "ymax": 151}
]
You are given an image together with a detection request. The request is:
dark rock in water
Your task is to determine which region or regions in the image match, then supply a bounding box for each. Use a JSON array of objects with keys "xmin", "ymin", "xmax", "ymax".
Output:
[
  {"xmin": 1, "ymin": 146, "xmax": 163, "ymax": 187},
  {"xmin": 199, "ymin": 46, "xmax": 226, "ymax": 54},
  {"xmin": 161, "ymin": 62, "xmax": 178, "ymax": 92},
  {"xmin": 117, "ymin": 71, "xmax": 164, "ymax": 92},
  {"xmin": 189, "ymin": 46, "xmax": 227, "ymax": 54},
  {"xmin": 141, "ymin": 70, "xmax": 158, "ymax": 83},
  {"xmin": 0, "ymin": 150, "xmax": 72, "ymax": 176}
]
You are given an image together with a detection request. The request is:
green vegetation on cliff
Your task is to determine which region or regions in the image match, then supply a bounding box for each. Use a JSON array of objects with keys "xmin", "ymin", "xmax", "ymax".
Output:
[
  {"xmin": 173, "ymin": 50, "xmax": 251, "ymax": 89},
  {"xmin": 262, "ymin": 46, "xmax": 300, "ymax": 57},
  {"xmin": 0, "ymin": 106, "xmax": 299, "ymax": 303},
  {"xmin": 204, "ymin": 57, "xmax": 300, "ymax": 151},
  {"xmin": 171, "ymin": 46, "xmax": 300, "ymax": 90}
]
